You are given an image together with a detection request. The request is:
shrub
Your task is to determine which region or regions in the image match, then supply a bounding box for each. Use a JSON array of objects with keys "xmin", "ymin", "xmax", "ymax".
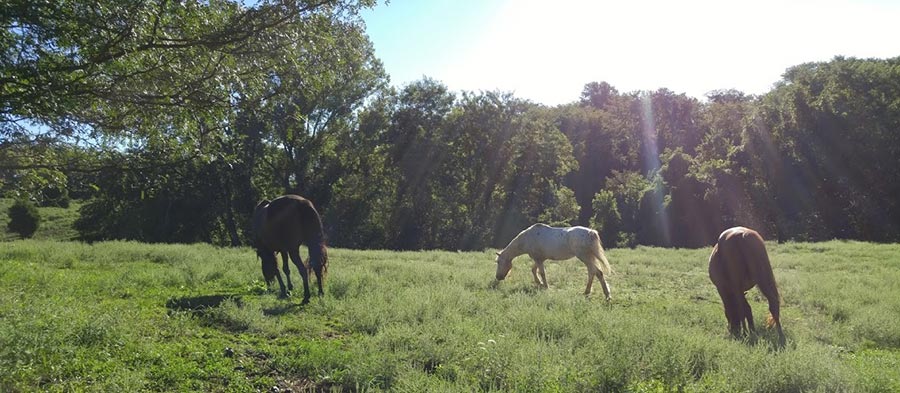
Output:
[{"xmin": 7, "ymin": 199, "xmax": 41, "ymax": 238}]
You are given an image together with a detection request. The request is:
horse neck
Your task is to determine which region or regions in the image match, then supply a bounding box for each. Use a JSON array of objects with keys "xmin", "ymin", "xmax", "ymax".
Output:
[{"xmin": 500, "ymin": 236, "xmax": 526, "ymax": 259}]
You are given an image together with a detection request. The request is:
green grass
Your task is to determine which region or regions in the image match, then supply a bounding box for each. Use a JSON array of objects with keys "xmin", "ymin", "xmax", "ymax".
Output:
[{"xmin": 1, "ymin": 239, "xmax": 899, "ymax": 392}]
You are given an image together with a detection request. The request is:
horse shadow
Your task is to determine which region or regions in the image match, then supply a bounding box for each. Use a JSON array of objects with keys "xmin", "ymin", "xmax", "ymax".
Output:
[
  {"xmin": 166, "ymin": 293, "xmax": 307, "ymax": 325},
  {"xmin": 747, "ymin": 329, "xmax": 789, "ymax": 351},
  {"xmin": 262, "ymin": 302, "xmax": 303, "ymax": 316},
  {"xmin": 165, "ymin": 294, "xmax": 243, "ymax": 313}
]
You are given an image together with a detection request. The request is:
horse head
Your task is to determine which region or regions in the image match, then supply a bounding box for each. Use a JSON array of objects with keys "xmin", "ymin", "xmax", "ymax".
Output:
[{"xmin": 495, "ymin": 251, "xmax": 513, "ymax": 281}]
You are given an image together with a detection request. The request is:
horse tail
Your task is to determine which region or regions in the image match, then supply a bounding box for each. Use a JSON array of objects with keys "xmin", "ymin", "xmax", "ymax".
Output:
[{"xmin": 589, "ymin": 230, "xmax": 613, "ymax": 275}]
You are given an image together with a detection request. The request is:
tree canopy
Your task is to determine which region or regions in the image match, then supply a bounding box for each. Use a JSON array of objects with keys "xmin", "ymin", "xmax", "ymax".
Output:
[{"xmin": 3, "ymin": 5, "xmax": 899, "ymax": 248}]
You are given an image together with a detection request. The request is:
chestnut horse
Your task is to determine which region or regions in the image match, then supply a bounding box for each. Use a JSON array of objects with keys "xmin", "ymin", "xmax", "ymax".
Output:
[
  {"xmin": 708, "ymin": 226, "xmax": 785, "ymax": 346},
  {"xmin": 495, "ymin": 224, "xmax": 613, "ymax": 300},
  {"xmin": 252, "ymin": 195, "xmax": 327, "ymax": 303}
]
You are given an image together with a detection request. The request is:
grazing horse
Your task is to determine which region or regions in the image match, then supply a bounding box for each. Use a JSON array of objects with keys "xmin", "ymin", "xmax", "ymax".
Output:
[
  {"xmin": 495, "ymin": 224, "xmax": 613, "ymax": 300},
  {"xmin": 252, "ymin": 195, "xmax": 328, "ymax": 303},
  {"xmin": 708, "ymin": 226, "xmax": 785, "ymax": 346}
]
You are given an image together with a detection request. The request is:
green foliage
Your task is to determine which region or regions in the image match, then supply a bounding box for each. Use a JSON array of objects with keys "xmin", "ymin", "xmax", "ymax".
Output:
[
  {"xmin": 748, "ymin": 56, "xmax": 900, "ymax": 242},
  {"xmin": 538, "ymin": 186, "xmax": 580, "ymax": 227},
  {"xmin": 591, "ymin": 190, "xmax": 622, "ymax": 247},
  {"xmin": 74, "ymin": 150, "xmax": 237, "ymax": 245},
  {"xmin": 5, "ymin": 4, "xmax": 900, "ymax": 253},
  {"xmin": 6, "ymin": 199, "xmax": 40, "ymax": 238},
  {"xmin": 2, "ymin": 240, "xmax": 899, "ymax": 391}
]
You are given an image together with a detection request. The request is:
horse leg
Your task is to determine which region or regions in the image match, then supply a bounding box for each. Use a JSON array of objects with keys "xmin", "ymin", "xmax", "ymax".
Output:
[
  {"xmin": 537, "ymin": 260, "xmax": 548, "ymax": 289},
  {"xmin": 716, "ymin": 287, "xmax": 743, "ymax": 338},
  {"xmin": 281, "ymin": 252, "xmax": 293, "ymax": 291},
  {"xmin": 312, "ymin": 264, "xmax": 324, "ymax": 297},
  {"xmin": 288, "ymin": 249, "xmax": 311, "ymax": 304},
  {"xmin": 274, "ymin": 269, "xmax": 288, "ymax": 299},
  {"xmin": 584, "ymin": 267, "xmax": 595, "ymax": 296},
  {"xmin": 740, "ymin": 294, "xmax": 754, "ymax": 336},
  {"xmin": 531, "ymin": 262, "xmax": 543, "ymax": 286},
  {"xmin": 595, "ymin": 270, "xmax": 611, "ymax": 301}
]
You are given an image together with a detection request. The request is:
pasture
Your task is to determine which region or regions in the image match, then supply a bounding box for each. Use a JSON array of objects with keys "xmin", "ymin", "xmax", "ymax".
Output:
[{"xmin": 2, "ymin": 239, "xmax": 899, "ymax": 392}]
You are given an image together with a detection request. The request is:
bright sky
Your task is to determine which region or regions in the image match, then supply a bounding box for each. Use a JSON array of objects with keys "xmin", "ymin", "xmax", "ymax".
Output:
[{"xmin": 361, "ymin": 0, "xmax": 900, "ymax": 105}]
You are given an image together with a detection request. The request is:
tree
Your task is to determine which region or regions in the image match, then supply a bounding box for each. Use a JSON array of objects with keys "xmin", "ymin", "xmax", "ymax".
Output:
[
  {"xmin": 580, "ymin": 81, "xmax": 618, "ymax": 109},
  {"xmin": 381, "ymin": 78, "xmax": 456, "ymax": 249},
  {"xmin": 1, "ymin": 0, "xmax": 376, "ymax": 136},
  {"xmin": 555, "ymin": 83, "xmax": 639, "ymax": 226},
  {"xmin": 7, "ymin": 199, "xmax": 41, "ymax": 238},
  {"xmin": 748, "ymin": 56, "xmax": 900, "ymax": 241}
]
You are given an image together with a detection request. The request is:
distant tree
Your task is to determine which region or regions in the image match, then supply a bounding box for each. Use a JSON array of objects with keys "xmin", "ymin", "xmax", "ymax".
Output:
[
  {"xmin": 555, "ymin": 86, "xmax": 639, "ymax": 226},
  {"xmin": 7, "ymin": 199, "xmax": 41, "ymax": 238},
  {"xmin": 580, "ymin": 81, "xmax": 619, "ymax": 109},
  {"xmin": 590, "ymin": 190, "xmax": 622, "ymax": 248},
  {"xmin": 538, "ymin": 186, "xmax": 580, "ymax": 227},
  {"xmin": 381, "ymin": 78, "xmax": 456, "ymax": 249},
  {"xmin": 324, "ymin": 89, "xmax": 399, "ymax": 248}
]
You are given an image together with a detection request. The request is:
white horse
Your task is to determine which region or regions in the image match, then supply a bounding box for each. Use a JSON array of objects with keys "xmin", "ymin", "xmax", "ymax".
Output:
[{"xmin": 495, "ymin": 223, "xmax": 613, "ymax": 300}]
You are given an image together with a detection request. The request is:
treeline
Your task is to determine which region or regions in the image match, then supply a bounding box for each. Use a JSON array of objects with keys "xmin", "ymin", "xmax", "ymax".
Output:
[{"xmin": 2, "ymin": 2, "xmax": 899, "ymax": 249}]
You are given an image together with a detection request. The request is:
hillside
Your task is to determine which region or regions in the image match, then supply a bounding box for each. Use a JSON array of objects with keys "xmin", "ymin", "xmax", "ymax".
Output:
[{"xmin": 0, "ymin": 198, "xmax": 81, "ymax": 242}]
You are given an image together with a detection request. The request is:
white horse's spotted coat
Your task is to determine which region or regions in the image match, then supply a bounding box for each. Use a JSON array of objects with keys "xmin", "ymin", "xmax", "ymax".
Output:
[{"xmin": 495, "ymin": 224, "xmax": 613, "ymax": 300}]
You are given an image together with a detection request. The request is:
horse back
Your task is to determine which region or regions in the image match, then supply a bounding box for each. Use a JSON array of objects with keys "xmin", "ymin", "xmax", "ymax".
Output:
[
  {"xmin": 710, "ymin": 227, "xmax": 768, "ymax": 292},
  {"xmin": 520, "ymin": 224, "xmax": 590, "ymax": 260},
  {"xmin": 262, "ymin": 195, "xmax": 324, "ymax": 249}
]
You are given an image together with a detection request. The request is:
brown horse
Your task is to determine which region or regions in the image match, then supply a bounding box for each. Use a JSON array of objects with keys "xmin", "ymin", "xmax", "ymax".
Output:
[
  {"xmin": 708, "ymin": 226, "xmax": 785, "ymax": 346},
  {"xmin": 252, "ymin": 195, "xmax": 328, "ymax": 303}
]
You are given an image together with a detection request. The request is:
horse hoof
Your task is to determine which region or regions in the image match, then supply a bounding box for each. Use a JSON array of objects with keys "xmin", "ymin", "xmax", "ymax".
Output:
[
  {"xmin": 278, "ymin": 292, "xmax": 289, "ymax": 299},
  {"xmin": 301, "ymin": 298, "xmax": 310, "ymax": 305}
]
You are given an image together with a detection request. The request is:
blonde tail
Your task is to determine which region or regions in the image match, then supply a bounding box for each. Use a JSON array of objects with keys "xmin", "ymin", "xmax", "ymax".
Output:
[{"xmin": 590, "ymin": 230, "xmax": 613, "ymax": 275}]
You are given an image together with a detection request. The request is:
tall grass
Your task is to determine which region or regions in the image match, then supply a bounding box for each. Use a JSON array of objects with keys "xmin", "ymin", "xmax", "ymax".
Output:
[{"xmin": 1, "ymin": 239, "xmax": 899, "ymax": 391}]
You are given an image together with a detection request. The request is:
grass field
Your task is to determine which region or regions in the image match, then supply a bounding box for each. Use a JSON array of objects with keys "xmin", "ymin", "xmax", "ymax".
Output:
[{"xmin": 2, "ymin": 236, "xmax": 899, "ymax": 392}]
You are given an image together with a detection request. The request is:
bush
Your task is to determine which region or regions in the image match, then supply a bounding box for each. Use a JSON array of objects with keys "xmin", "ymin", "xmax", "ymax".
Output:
[{"xmin": 7, "ymin": 199, "xmax": 41, "ymax": 238}]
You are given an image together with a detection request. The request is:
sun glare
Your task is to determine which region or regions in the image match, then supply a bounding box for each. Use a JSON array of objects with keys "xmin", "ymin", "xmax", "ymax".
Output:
[{"xmin": 438, "ymin": 0, "xmax": 900, "ymax": 104}]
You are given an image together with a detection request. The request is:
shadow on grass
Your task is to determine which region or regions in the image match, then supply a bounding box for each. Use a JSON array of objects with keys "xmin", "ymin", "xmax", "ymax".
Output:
[
  {"xmin": 263, "ymin": 302, "xmax": 303, "ymax": 316},
  {"xmin": 726, "ymin": 327, "xmax": 788, "ymax": 352},
  {"xmin": 166, "ymin": 294, "xmax": 243, "ymax": 313}
]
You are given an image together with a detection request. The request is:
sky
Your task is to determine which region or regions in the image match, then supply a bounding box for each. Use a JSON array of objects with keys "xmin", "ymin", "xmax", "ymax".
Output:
[{"xmin": 360, "ymin": 0, "xmax": 900, "ymax": 105}]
